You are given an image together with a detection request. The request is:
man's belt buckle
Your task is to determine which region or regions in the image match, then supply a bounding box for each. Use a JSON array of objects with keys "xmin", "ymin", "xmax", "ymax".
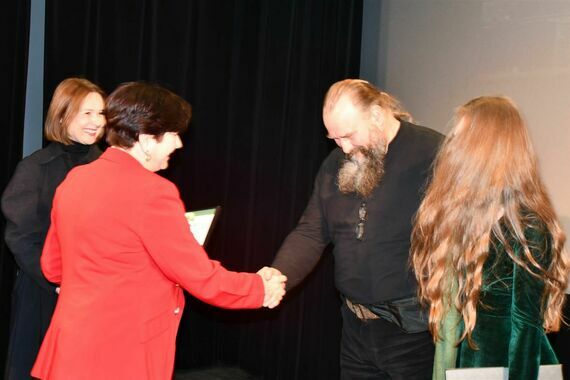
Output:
[{"xmin": 346, "ymin": 298, "xmax": 379, "ymax": 320}]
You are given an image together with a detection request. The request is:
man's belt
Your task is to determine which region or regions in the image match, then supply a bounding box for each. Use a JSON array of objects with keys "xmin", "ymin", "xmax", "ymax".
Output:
[
  {"xmin": 345, "ymin": 298, "xmax": 380, "ymax": 320},
  {"xmin": 345, "ymin": 295, "xmax": 429, "ymax": 333}
]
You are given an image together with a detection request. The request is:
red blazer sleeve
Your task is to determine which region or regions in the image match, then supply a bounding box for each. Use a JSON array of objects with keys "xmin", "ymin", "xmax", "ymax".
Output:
[
  {"xmin": 136, "ymin": 179, "xmax": 264, "ymax": 309},
  {"xmin": 40, "ymin": 196, "xmax": 62, "ymax": 284}
]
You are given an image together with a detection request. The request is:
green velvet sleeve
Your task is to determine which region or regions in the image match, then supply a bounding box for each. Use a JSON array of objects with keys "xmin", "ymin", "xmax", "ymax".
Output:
[
  {"xmin": 508, "ymin": 226, "xmax": 551, "ymax": 380},
  {"xmin": 433, "ymin": 304, "xmax": 461, "ymax": 380}
]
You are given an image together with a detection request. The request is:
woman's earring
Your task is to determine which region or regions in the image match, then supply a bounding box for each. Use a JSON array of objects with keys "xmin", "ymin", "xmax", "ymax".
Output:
[{"xmin": 139, "ymin": 141, "xmax": 152, "ymax": 162}]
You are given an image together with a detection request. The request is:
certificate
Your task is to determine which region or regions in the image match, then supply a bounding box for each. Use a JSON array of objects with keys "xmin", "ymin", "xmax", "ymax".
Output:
[{"xmin": 184, "ymin": 206, "xmax": 221, "ymax": 246}]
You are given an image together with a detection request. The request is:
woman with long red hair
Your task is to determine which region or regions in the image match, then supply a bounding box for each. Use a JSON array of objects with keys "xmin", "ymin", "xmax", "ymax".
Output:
[{"xmin": 411, "ymin": 96, "xmax": 568, "ymax": 379}]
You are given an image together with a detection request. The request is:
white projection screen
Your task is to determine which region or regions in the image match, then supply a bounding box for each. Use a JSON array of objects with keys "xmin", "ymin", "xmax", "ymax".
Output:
[{"xmin": 361, "ymin": 0, "xmax": 570, "ymax": 286}]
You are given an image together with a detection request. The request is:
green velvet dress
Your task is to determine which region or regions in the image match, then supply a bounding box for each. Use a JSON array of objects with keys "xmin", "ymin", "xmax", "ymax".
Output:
[{"xmin": 434, "ymin": 222, "xmax": 559, "ymax": 380}]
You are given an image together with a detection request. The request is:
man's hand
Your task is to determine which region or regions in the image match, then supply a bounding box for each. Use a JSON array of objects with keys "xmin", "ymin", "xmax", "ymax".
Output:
[{"xmin": 257, "ymin": 267, "xmax": 287, "ymax": 308}]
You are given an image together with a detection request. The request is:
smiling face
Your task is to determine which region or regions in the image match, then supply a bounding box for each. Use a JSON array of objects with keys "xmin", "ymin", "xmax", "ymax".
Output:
[
  {"xmin": 323, "ymin": 95, "xmax": 386, "ymax": 160},
  {"xmin": 324, "ymin": 95, "xmax": 388, "ymax": 198},
  {"xmin": 67, "ymin": 92, "xmax": 106, "ymax": 145}
]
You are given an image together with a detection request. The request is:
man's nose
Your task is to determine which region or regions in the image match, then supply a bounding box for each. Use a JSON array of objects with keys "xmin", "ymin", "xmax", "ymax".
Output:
[{"xmin": 338, "ymin": 139, "xmax": 353, "ymax": 154}]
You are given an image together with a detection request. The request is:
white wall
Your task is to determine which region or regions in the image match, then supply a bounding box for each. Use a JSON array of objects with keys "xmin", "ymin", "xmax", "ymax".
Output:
[{"xmin": 361, "ymin": 0, "xmax": 570, "ymax": 241}]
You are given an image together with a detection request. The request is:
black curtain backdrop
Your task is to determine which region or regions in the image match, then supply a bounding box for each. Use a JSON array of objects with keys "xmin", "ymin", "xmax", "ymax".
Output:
[
  {"xmin": 39, "ymin": 1, "xmax": 362, "ymax": 379},
  {"xmin": 3, "ymin": 2, "xmax": 570, "ymax": 380},
  {"xmin": 0, "ymin": 0, "xmax": 31, "ymax": 376}
]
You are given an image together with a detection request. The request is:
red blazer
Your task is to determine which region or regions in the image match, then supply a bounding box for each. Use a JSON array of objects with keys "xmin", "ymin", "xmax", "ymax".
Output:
[{"xmin": 31, "ymin": 148, "xmax": 264, "ymax": 380}]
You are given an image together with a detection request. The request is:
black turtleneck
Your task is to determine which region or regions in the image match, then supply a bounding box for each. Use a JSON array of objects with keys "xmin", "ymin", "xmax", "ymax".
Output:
[{"xmin": 61, "ymin": 142, "xmax": 96, "ymax": 168}]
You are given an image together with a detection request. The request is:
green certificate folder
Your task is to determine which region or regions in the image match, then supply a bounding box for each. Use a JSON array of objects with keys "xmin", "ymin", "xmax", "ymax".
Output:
[{"xmin": 184, "ymin": 206, "xmax": 221, "ymax": 247}]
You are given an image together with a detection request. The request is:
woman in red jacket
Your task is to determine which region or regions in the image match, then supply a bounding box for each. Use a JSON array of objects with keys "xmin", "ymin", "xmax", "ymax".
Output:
[{"xmin": 31, "ymin": 82, "xmax": 286, "ymax": 380}]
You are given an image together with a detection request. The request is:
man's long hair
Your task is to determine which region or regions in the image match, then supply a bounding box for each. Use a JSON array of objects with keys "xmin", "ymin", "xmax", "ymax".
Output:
[
  {"xmin": 411, "ymin": 96, "xmax": 568, "ymax": 347},
  {"xmin": 323, "ymin": 79, "xmax": 412, "ymax": 123}
]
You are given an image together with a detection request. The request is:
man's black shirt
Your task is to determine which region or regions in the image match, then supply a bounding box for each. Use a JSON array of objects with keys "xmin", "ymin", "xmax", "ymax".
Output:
[{"xmin": 273, "ymin": 121, "xmax": 444, "ymax": 304}]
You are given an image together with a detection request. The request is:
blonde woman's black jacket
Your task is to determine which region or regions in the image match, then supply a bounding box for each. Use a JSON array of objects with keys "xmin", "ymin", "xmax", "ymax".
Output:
[{"xmin": 1, "ymin": 142, "xmax": 100, "ymax": 380}]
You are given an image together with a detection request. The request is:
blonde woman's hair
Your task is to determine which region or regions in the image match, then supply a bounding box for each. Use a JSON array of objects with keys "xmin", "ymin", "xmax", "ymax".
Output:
[
  {"xmin": 44, "ymin": 78, "xmax": 106, "ymax": 144},
  {"xmin": 323, "ymin": 79, "xmax": 413, "ymax": 122},
  {"xmin": 411, "ymin": 96, "xmax": 568, "ymax": 347}
]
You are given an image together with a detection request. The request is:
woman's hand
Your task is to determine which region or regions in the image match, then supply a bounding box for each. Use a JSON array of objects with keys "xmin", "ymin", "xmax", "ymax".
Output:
[{"xmin": 257, "ymin": 267, "xmax": 287, "ymax": 308}]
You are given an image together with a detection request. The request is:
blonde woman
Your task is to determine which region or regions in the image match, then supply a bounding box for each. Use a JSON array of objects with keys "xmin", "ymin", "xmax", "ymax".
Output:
[
  {"xmin": 411, "ymin": 96, "xmax": 568, "ymax": 380},
  {"xmin": 2, "ymin": 78, "xmax": 106, "ymax": 380}
]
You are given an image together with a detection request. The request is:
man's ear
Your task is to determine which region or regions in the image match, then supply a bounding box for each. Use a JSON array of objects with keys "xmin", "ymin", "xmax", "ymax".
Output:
[{"xmin": 370, "ymin": 105, "xmax": 384, "ymax": 127}]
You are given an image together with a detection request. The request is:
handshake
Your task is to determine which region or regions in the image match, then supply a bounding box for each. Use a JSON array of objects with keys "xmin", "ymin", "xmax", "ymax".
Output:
[{"xmin": 257, "ymin": 267, "xmax": 287, "ymax": 309}]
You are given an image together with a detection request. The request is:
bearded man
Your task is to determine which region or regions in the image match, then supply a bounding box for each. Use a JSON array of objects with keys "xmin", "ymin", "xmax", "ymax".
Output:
[{"xmin": 269, "ymin": 79, "xmax": 444, "ymax": 379}]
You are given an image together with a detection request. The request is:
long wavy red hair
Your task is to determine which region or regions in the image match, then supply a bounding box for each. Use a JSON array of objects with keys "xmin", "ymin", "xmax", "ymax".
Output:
[{"xmin": 411, "ymin": 96, "xmax": 568, "ymax": 347}]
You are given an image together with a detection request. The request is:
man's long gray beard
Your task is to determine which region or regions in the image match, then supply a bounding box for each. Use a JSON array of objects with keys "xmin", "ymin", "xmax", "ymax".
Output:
[{"xmin": 337, "ymin": 143, "xmax": 386, "ymax": 198}]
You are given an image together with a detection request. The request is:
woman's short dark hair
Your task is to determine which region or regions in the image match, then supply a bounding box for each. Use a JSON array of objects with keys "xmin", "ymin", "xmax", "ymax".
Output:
[{"xmin": 105, "ymin": 82, "xmax": 192, "ymax": 148}]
